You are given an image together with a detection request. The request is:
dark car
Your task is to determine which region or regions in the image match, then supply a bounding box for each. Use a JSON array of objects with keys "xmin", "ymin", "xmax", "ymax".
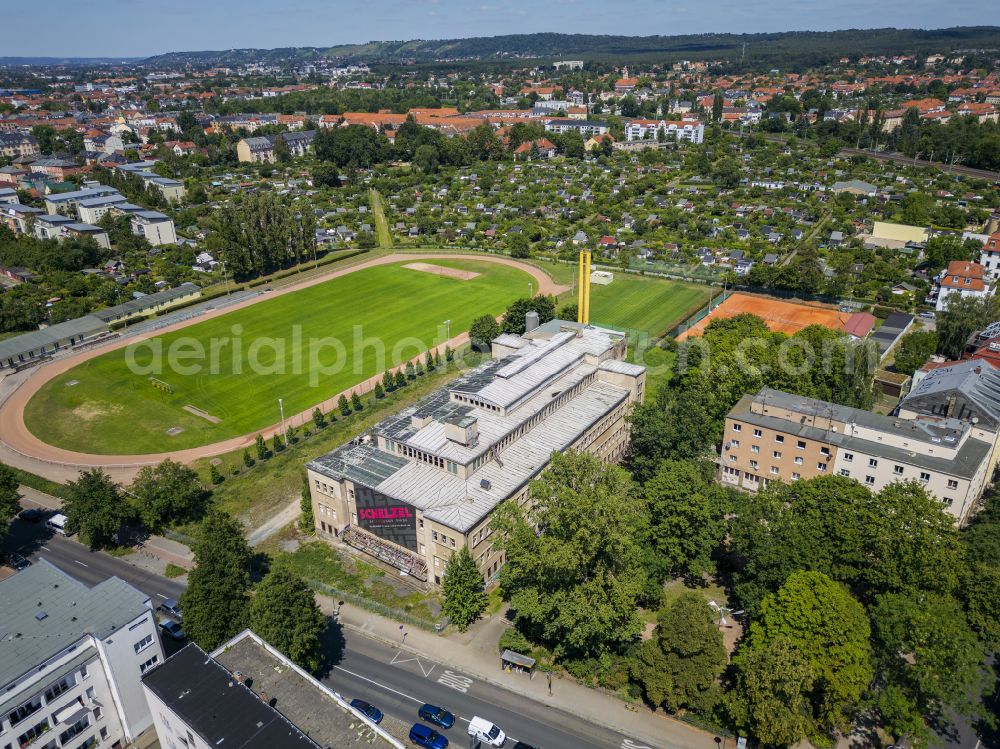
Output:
[
  {"xmin": 7, "ymin": 553, "xmax": 31, "ymax": 571},
  {"xmin": 17, "ymin": 508, "xmax": 45, "ymax": 523},
  {"xmin": 409, "ymin": 723, "xmax": 448, "ymax": 749},
  {"xmin": 159, "ymin": 598, "xmax": 182, "ymax": 620},
  {"xmin": 350, "ymin": 699, "xmax": 383, "ymax": 724},
  {"xmin": 418, "ymin": 704, "xmax": 455, "ymax": 729},
  {"xmin": 158, "ymin": 619, "xmax": 186, "ymax": 641},
  {"xmin": 513, "ymin": 743, "xmax": 540, "ymax": 749}
]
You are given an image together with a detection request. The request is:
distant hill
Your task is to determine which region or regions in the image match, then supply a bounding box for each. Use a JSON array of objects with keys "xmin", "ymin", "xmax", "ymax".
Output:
[
  {"xmin": 0, "ymin": 56, "xmax": 142, "ymax": 66},
  {"xmin": 141, "ymin": 28, "xmax": 1000, "ymax": 68}
]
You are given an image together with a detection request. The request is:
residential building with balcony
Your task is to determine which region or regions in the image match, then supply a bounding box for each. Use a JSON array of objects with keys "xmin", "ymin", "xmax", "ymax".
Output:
[
  {"xmin": 306, "ymin": 321, "xmax": 645, "ymax": 586},
  {"xmin": 721, "ymin": 387, "xmax": 991, "ymax": 525},
  {"xmin": 0, "ymin": 561, "xmax": 164, "ymax": 749}
]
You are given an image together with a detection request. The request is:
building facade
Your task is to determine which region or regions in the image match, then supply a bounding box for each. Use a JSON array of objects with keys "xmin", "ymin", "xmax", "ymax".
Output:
[
  {"xmin": 306, "ymin": 322, "xmax": 645, "ymax": 586},
  {"xmin": 936, "ymin": 260, "xmax": 991, "ymax": 312},
  {"xmin": 624, "ymin": 119, "xmax": 705, "ymax": 143},
  {"xmin": 722, "ymin": 388, "xmax": 991, "ymax": 525},
  {"xmin": 0, "ymin": 561, "xmax": 164, "ymax": 749}
]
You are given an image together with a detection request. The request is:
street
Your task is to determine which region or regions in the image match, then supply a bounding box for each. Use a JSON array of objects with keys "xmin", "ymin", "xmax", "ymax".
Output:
[{"xmin": 328, "ymin": 632, "xmax": 649, "ymax": 749}]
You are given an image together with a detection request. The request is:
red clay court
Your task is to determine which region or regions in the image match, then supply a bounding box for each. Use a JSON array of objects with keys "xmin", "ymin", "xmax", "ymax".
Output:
[{"xmin": 676, "ymin": 292, "xmax": 848, "ymax": 340}]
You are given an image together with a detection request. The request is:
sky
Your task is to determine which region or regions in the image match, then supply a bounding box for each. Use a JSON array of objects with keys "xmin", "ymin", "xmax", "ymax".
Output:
[{"xmin": 3, "ymin": 0, "xmax": 995, "ymax": 58}]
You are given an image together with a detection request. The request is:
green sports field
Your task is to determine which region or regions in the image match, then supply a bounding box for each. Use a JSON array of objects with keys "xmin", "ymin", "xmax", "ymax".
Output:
[
  {"xmin": 24, "ymin": 259, "xmax": 533, "ymax": 454},
  {"xmin": 588, "ymin": 274, "xmax": 708, "ymax": 339}
]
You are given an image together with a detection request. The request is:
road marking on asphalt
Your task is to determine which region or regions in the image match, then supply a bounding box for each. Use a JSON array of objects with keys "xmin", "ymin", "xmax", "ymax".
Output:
[
  {"xmin": 155, "ymin": 593, "xmax": 167, "ymax": 599},
  {"xmin": 437, "ymin": 670, "xmax": 473, "ymax": 693},
  {"xmin": 390, "ymin": 651, "xmax": 436, "ymax": 677},
  {"xmin": 622, "ymin": 740, "xmax": 656, "ymax": 749},
  {"xmin": 74, "ymin": 560, "xmax": 88, "ymax": 567},
  {"xmin": 333, "ymin": 665, "xmax": 424, "ymax": 705},
  {"xmin": 40, "ymin": 546, "xmax": 51, "ymax": 551}
]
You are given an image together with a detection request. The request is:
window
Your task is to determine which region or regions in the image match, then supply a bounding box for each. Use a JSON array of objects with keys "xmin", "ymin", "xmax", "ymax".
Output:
[
  {"xmin": 17, "ymin": 719, "xmax": 50, "ymax": 748},
  {"xmin": 93, "ymin": 707, "xmax": 103, "ymax": 720},
  {"xmin": 139, "ymin": 655, "xmax": 159, "ymax": 674},
  {"xmin": 732, "ymin": 423, "xmax": 742, "ymax": 432},
  {"xmin": 751, "ymin": 445, "xmax": 760, "ymax": 454},
  {"xmin": 729, "ymin": 455, "xmax": 737, "ymax": 462},
  {"xmin": 865, "ymin": 475, "xmax": 876, "ymax": 485},
  {"xmin": 134, "ymin": 634, "xmax": 154, "ymax": 654},
  {"xmin": 772, "ymin": 451, "xmax": 782, "ymax": 459},
  {"xmin": 8, "ymin": 697, "xmax": 42, "ymax": 727},
  {"xmin": 894, "ymin": 465, "xmax": 904, "ymax": 475},
  {"xmin": 942, "ymin": 497, "xmax": 954, "ymax": 506},
  {"xmin": 44, "ymin": 676, "xmax": 74, "ymax": 702},
  {"xmin": 947, "ymin": 479, "xmax": 959, "ymax": 489},
  {"xmin": 450, "ymin": 537, "xmax": 456, "ymax": 549},
  {"xmin": 731, "ymin": 439, "xmax": 740, "ymax": 448},
  {"xmin": 920, "ymin": 472, "xmax": 931, "ymax": 482},
  {"xmin": 844, "ymin": 452, "xmax": 854, "ymax": 462},
  {"xmin": 432, "ymin": 531, "xmax": 438, "ymax": 542},
  {"xmin": 797, "ymin": 440, "xmax": 806, "ymax": 449},
  {"xmin": 817, "ymin": 463, "xmax": 827, "ymax": 472},
  {"xmin": 794, "ymin": 456, "xmax": 803, "ymax": 465},
  {"xmin": 753, "ymin": 429, "xmax": 762, "ymax": 438},
  {"xmin": 770, "ymin": 466, "xmax": 779, "ymax": 475},
  {"xmin": 775, "ymin": 435, "xmax": 784, "ymax": 443},
  {"xmin": 749, "ymin": 460, "xmax": 758, "ymax": 470},
  {"xmin": 840, "ymin": 469, "xmax": 851, "ymax": 477},
  {"xmin": 791, "ymin": 472, "xmax": 800, "ymax": 480}
]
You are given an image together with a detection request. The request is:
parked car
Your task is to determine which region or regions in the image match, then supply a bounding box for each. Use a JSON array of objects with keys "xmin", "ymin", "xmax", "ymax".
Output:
[
  {"xmin": 919, "ymin": 311, "xmax": 936, "ymax": 320},
  {"xmin": 513, "ymin": 743, "xmax": 539, "ymax": 749},
  {"xmin": 7, "ymin": 553, "xmax": 31, "ymax": 571},
  {"xmin": 409, "ymin": 723, "xmax": 448, "ymax": 749},
  {"xmin": 467, "ymin": 717, "xmax": 505, "ymax": 747},
  {"xmin": 45, "ymin": 512, "xmax": 70, "ymax": 535},
  {"xmin": 158, "ymin": 619, "xmax": 185, "ymax": 641},
  {"xmin": 418, "ymin": 704, "xmax": 455, "ymax": 729},
  {"xmin": 17, "ymin": 508, "xmax": 45, "ymax": 523},
  {"xmin": 350, "ymin": 699, "xmax": 383, "ymax": 724},
  {"xmin": 159, "ymin": 598, "xmax": 182, "ymax": 620}
]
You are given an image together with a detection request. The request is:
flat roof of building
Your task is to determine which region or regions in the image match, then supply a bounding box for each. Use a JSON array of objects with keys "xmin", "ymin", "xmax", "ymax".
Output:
[
  {"xmin": 310, "ymin": 325, "xmax": 638, "ymax": 531},
  {"xmin": 0, "ymin": 560, "xmax": 151, "ymax": 688},
  {"xmin": 212, "ymin": 633, "xmax": 401, "ymax": 749},
  {"xmin": 0, "ymin": 314, "xmax": 108, "ymax": 362},
  {"xmin": 142, "ymin": 643, "xmax": 321, "ymax": 749}
]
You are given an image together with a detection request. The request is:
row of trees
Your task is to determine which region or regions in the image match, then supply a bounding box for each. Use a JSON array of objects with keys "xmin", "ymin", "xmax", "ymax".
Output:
[{"xmin": 208, "ymin": 192, "xmax": 317, "ymax": 280}]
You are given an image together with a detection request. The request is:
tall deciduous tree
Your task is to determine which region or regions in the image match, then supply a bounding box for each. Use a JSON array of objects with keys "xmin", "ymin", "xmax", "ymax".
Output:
[
  {"xmin": 64, "ymin": 469, "xmax": 134, "ymax": 549},
  {"xmin": 131, "ymin": 459, "xmax": 208, "ymax": 531},
  {"xmin": 727, "ymin": 638, "xmax": 816, "ymax": 747},
  {"xmin": 629, "ymin": 592, "xmax": 726, "ymax": 713},
  {"xmin": 494, "ymin": 451, "xmax": 647, "ymax": 660},
  {"xmin": 442, "ymin": 546, "xmax": 487, "ymax": 631},
  {"xmin": 248, "ymin": 569, "xmax": 327, "ymax": 672},
  {"xmin": 748, "ymin": 571, "xmax": 874, "ymax": 735},
  {"xmin": 181, "ymin": 511, "xmax": 252, "ymax": 651},
  {"xmin": 469, "ymin": 315, "xmax": 501, "ymax": 352},
  {"xmin": 0, "ymin": 463, "xmax": 20, "ymax": 544},
  {"xmin": 642, "ymin": 460, "xmax": 727, "ymax": 582}
]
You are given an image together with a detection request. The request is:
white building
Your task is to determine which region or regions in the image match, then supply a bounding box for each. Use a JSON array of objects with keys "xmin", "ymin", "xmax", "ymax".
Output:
[
  {"xmin": 624, "ymin": 119, "xmax": 705, "ymax": 143},
  {"xmin": 0, "ymin": 561, "xmax": 164, "ymax": 749},
  {"xmin": 129, "ymin": 210, "xmax": 178, "ymax": 246},
  {"xmin": 936, "ymin": 260, "xmax": 991, "ymax": 312}
]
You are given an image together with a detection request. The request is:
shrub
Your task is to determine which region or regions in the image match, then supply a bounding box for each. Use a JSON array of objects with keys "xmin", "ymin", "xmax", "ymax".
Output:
[{"xmin": 498, "ymin": 626, "xmax": 533, "ymax": 654}]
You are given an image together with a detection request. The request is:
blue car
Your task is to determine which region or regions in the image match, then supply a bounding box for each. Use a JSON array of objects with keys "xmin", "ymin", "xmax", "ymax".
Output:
[
  {"xmin": 418, "ymin": 704, "xmax": 455, "ymax": 729},
  {"xmin": 409, "ymin": 723, "xmax": 448, "ymax": 749},
  {"xmin": 350, "ymin": 699, "xmax": 383, "ymax": 724}
]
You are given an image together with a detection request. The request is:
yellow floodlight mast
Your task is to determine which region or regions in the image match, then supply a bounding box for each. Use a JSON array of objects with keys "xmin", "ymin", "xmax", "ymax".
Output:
[{"xmin": 577, "ymin": 249, "xmax": 591, "ymax": 325}]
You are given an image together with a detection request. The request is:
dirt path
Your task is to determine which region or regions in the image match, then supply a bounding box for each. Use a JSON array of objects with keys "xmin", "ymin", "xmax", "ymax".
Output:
[
  {"xmin": 247, "ymin": 497, "xmax": 300, "ymax": 547},
  {"xmin": 0, "ymin": 253, "xmax": 567, "ymax": 483}
]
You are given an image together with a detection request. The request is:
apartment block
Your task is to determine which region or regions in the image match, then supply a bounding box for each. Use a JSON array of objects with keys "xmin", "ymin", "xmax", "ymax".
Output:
[
  {"xmin": 0, "ymin": 561, "xmax": 164, "ymax": 749},
  {"xmin": 722, "ymin": 388, "xmax": 991, "ymax": 524}
]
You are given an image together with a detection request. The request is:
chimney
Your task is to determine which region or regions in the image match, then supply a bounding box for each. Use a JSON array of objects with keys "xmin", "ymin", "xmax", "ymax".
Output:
[{"xmin": 525, "ymin": 310, "xmax": 539, "ymax": 333}]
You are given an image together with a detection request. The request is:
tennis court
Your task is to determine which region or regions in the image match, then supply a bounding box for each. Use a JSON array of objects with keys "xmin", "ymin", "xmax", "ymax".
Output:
[{"xmin": 676, "ymin": 292, "xmax": 847, "ymax": 340}]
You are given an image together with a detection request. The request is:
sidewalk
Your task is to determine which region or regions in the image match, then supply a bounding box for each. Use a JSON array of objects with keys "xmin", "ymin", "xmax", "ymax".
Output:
[{"xmin": 318, "ymin": 595, "xmax": 721, "ymax": 749}]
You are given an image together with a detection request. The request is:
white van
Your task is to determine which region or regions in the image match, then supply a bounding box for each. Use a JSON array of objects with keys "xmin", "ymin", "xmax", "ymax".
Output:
[
  {"xmin": 46, "ymin": 513, "xmax": 69, "ymax": 535},
  {"xmin": 467, "ymin": 717, "xmax": 505, "ymax": 747}
]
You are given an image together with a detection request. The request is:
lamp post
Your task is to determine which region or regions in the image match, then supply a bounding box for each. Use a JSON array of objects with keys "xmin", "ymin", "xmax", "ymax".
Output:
[
  {"xmin": 528, "ymin": 281, "xmax": 533, "ymax": 297},
  {"xmin": 278, "ymin": 398, "xmax": 286, "ymax": 438},
  {"xmin": 444, "ymin": 319, "xmax": 451, "ymax": 340}
]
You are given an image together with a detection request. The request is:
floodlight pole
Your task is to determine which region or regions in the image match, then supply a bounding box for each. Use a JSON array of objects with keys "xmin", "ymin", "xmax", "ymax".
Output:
[
  {"xmin": 444, "ymin": 319, "xmax": 451, "ymax": 340},
  {"xmin": 279, "ymin": 398, "xmax": 286, "ymax": 437}
]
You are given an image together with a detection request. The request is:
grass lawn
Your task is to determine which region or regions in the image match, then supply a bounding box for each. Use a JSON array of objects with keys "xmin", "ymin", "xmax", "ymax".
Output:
[
  {"xmin": 369, "ymin": 189, "xmax": 393, "ymax": 248},
  {"xmin": 588, "ymin": 274, "xmax": 708, "ymax": 338},
  {"xmin": 25, "ymin": 259, "xmax": 531, "ymax": 454}
]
